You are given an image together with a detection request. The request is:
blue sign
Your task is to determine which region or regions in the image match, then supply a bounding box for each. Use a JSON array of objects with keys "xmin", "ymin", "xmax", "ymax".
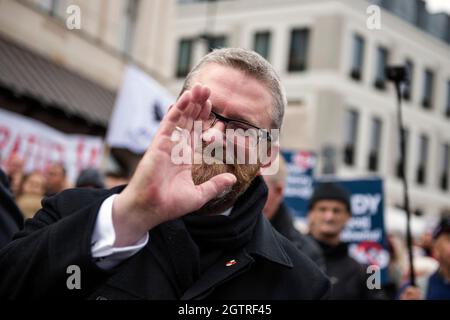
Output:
[
  {"xmin": 282, "ymin": 150, "xmax": 317, "ymax": 218},
  {"xmin": 282, "ymin": 149, "xmax": 389, "ymax": 283}
]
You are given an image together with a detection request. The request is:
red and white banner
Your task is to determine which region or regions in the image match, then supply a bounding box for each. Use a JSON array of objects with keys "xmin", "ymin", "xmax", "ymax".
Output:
[{"xmin": 0, "ymin": 108, "xmax": 104, "ymax": 182}]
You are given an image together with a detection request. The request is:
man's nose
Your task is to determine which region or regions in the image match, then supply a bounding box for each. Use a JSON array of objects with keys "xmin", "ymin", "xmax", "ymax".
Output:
[
  {"xmin": 203, "ymin": 121, "xmax": 226, "ymax": 144},
  {"xmin": 323, "ymin": 210, "xmax": 335, "ymax": 221},
  {"xmin": 211, "ymin": 120, "xmax": 226, "ymax": 133}
]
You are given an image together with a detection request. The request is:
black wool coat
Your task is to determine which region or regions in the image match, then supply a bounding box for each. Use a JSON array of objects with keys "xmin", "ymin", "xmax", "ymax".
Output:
[{"xmin": 0, "ymin": 177, "xmax": 330, "ymax": 300}]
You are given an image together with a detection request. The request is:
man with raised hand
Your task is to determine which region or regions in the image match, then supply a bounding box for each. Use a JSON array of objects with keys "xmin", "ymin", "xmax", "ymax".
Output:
[{"xmin": 0, "ymin": 48, "xmax": 329, "ymax": 300}]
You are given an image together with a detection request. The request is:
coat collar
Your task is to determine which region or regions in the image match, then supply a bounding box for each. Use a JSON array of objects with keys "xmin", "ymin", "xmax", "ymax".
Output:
[
  {"xmin": 111, "ymin": 177, "xmax": 294, "ymax": 269},
  {"xmin": 102, "ymin": 177, "xmax": 294, "ymax": 300},
  {"xmin": 245, "ymin": 213, "xmax": 293, "ymax": 268}
]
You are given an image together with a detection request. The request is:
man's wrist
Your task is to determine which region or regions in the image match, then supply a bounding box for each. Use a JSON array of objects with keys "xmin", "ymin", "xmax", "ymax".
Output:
[{"xmin": 111, "ymin": 193, "xmax": 157, "ymax": 247}]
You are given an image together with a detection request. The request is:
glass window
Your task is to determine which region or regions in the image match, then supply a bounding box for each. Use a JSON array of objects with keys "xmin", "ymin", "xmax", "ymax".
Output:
[
  {"xmin": 254, "ymin": 31, "xmax": 271, "ymax": 60},
  {"xmin": 374, "ymin": 46, "xmax": 389, "ymax": 90},
  {"xmin": 416, "ymin": 134, "xmax": 429, "ymax": 185},
  {"xmin": 350, "ymin": 34, "xmax": 365, "ymax": 81},
  {"xmin": 343, "ymin": 109, "xmax": 359, "ymax": 166},
  {"xmin": 176, "ymin": 38, "xmax": 193, "ymax": 78},
  {"xmin": 287, "ymin": 28, "xmax": 310, "ymax": 72},
  {"xmin": 395, "ymin": 128, "xmax": 409, "ymax": 179},
  {"xmin": 368, "ymin": 117, "xmax": 382, "ymax": 171},
  {"xmin": 206, "ymin": 35, "xmax": 227, "ymax": 52},
  {"xmin": 403, "ymin": 59, "xmax": 414, "ymax": 101},
  {"xmin": 421, "ymin": 69, "xmax": 434, "ymax": 109},
  {"xmin": 445, "ymin": 80, "xmax": 450, "ymax": 118},
  {"xmin": 121, "ymin": 0, "xmax": 140, "ymax": 56},
  {"xmin": 440, "ymin": 143, "xmax": 449, "ymax": 191}
]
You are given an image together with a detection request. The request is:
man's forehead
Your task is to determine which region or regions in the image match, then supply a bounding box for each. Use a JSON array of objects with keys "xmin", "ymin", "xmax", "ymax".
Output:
[
  {"xmin": 191, "ymin": 63, "xmax": 273, "ymax": 127},
  {"xmin": 314, "ymin": 200, "xmax": 348, "ymax": 208}
]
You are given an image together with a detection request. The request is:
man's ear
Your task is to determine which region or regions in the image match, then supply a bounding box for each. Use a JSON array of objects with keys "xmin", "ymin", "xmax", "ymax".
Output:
[
  {"xmin": 258, "ymin": 143, "xmax": 280, "ymax": 176},
  {"xmin": 431, "ymin": 240, "xmax": 441, "ymax": 261}
]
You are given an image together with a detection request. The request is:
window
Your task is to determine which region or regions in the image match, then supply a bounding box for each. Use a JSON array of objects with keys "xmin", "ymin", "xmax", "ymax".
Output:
[
  {"xmin": 288, "ymin": 28, "xmax": 310, "ymax": 72},
  {"xmin": 39, "ymin": 0, "xmax": 65, "ymax": 17},
  {"xmin": 440, "ymin": 143, "xmax": 449, "ymax": 191},
  {"xmin": 121, "ymin": 0, "xmax": 140, "ymax": 56},
  {"xmin": 374, "ymin": 46, "xmax": 389, "ymax": 90},
  {"xmin": 416, "ymin": 134, "xmax": 429, "ymax": 185},
  {"xmin": 395, "ymin": 128, "xmax": 409, "ymax": 179},
  {"xmin": 176, "ymin": 39, "xmax": 193, "ymax": 78},
  {"xmin": 350, "ymin": 34, "xmax": 365, "ymax": 81},
  {"xmin": 343, "ymin": 110, "xmax": 359, "ymax": 166},
  {"xmin": 403, "ymin": 59, "xmax": 414, "ymax": 101},
  {"xmin": 445, "ymin": 80, "xmax": 450, "ymax": 118},
  {"xmin": 422, "ymin": 69, "xmax": 434, "ymax": 109},
  {"xmin": 368, "ymin": 117, "xmax": 382, "ymax": 171},
  {"xmin": 206, "ymin": 35, "xmax": 227, "ymax": 52},
  {"xmin": 254, "ymin": 31, "xmax": 271, "ymax": 60}
]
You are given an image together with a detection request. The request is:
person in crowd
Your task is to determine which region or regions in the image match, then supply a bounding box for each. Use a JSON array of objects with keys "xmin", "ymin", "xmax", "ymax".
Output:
[
  {"xmin": 16, "ymin": 171, "xmax": 46, "ymax": 219},
  {"xmin": 308, "ymin": 182, "xmax": 385, "ymax": 299},
  {"xmin": 104, "ymin": 171, "xmax": 129, "ymax": 189},
  {"xmin": 76, "ymin": 168, "xmax": 105, "ymax": 189},
  {"xmin": 0, "ymin": 48, "xmax": 330, "ymax": 299},
  {"xmin": 44, "ymin": 163, "xmax": 69, "ymax": 196},
  {"xmin": 399, "ymin": 216, "xmax": 450, "ymax": 300},
  {"xmin": 4, "ymin": 153, "xmax": 25, "ymax": 196},
  {"xmin": 0, "ymin": 168, "xmax": 23, "ymax": 248},
  {"xmin": 262, "ymin": 156, "xmax": 325, "ymax": 271}
]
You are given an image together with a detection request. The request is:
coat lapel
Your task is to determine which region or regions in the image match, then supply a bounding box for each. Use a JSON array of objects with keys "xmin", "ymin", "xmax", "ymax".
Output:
[{"xmin": 181, "ymin": 249, "xmax": 254, "ymax": 300}]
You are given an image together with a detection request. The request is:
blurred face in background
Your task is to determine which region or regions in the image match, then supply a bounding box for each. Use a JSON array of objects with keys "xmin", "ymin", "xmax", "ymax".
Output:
[
  {"xmin": 6, "ymin": 154, "xmax": 24, "ymax": 175},
  {"xmin": 22, "ymin": 172, "xmax": 46, "ymax": 196},
  {"xmin": 45, "ymin": 164, "xmax": 66, "ymax": 195},
  {"xmin": 262, "ymin": 177, "xmax": 284, "ymax": 221},
  {"xmin": 433, "ymin": 233, "xmax": 450, "ymax": 272},
  {"xmin": 308, "ymin": 200, "xmax": 350, "ymax": 241}
]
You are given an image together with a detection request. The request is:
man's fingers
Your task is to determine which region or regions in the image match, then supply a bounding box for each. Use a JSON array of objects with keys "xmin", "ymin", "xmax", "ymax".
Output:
[
  {"xmin": 159, "ymin": 90, "xmax": 192, "ymax": 136},
  {"xmin": 158, "ymin": 84, "xmax": 211, "ymax": 139},
  {"xmin": 198, "ymin": 99, "xmax": 212, "ymax": 121},
  {"xmin": 199, "ymin": 86, "xmax": 210, "ymax": 103},
  {"xmin": 196, "ymin": 173, "xmax": 237, "ymax": 204}
]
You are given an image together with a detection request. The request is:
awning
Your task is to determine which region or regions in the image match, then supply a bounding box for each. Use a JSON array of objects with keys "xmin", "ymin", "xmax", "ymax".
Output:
[{"xmin": 0, "ymin": 35, "xmax": 115, "ymax": 126}]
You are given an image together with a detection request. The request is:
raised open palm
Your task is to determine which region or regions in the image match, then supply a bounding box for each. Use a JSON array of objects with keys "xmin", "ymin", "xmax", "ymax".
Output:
[{"xmin": 112, "ymin": 84, "xmax": 237, "ymax": 246}]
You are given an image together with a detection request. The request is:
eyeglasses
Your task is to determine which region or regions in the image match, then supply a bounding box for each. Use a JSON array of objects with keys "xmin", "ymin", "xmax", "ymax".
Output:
[{"xmin": 203, "ymin": 110, "xmax": 272, "ymax": 148}]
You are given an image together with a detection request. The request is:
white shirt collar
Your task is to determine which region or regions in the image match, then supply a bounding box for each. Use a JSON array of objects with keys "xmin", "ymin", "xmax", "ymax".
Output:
[{"xmin": 219, "ymin": 207, "xmax": 233, "ymax": 216}]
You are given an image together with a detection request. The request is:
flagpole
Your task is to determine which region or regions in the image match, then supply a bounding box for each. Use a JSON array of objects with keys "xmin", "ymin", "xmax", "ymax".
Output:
[{"xmin": 100, "ymin": 143, "xmax": 111, "ymax": 173}]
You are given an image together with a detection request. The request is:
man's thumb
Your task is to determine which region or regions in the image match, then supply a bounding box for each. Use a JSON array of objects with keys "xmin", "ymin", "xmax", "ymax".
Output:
[{"xmin": 196, "ymin": 173, "xmax": 237, "ymax": 203}]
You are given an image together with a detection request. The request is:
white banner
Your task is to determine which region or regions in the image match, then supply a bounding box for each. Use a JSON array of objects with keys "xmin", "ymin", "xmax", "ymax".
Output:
[
  {"xmin": 0, "ymin": 108, "xmax": 104, "ymax": 183},
  {"xmin": 106, "ymin": 65, "xmax": 175, "ymax": 154}
]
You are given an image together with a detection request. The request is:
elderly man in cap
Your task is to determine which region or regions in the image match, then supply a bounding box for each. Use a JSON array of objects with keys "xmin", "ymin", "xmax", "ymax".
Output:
[{"xmin": 307, "ymin": 182, "xmax": 382, "ymax": 300}]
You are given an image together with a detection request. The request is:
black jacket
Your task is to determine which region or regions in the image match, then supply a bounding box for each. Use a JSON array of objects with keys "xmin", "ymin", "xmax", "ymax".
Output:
[
  {"xmin": 0, "ymin": 169, "xmax": 23, "ymax": 249},
  {"xmin": 0, "ymin": 177, "xmax": 330, "ymax": 300},
  {"xmin": 270, "ymin": 203, "xmax": 326, "ymax": 272},
  {"xmin": 312, "ymin": 239, "xmax": 376, "ymax": 300}
]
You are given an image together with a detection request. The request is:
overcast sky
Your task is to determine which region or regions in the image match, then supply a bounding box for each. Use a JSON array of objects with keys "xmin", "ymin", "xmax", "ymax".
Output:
[{"xmin": 424, "ymin": 0, "xmax": 450, "ymax": 14}]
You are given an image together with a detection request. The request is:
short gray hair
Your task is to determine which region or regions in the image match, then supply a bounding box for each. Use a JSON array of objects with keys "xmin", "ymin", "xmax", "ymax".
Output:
[{"xmin": 180, "ymin": 48, "xmax": 286, "ymax": 129}]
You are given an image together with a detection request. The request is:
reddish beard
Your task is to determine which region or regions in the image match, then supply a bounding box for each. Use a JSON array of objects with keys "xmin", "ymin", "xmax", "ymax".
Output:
[{"xmin": 191, "ymin": 158, "xmax": 260, "ymax": 216}]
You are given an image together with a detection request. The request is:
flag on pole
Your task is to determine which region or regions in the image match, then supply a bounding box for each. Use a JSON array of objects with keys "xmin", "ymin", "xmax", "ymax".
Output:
[{"xmin": 106, "ymin": 65, "xmax": 175, "ymax": 154}]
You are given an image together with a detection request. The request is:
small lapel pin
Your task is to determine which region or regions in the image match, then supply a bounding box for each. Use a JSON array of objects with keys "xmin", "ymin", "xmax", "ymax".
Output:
[{"xmin": 225, "ymin": 259, "xmax": 237, "ymax": 267}]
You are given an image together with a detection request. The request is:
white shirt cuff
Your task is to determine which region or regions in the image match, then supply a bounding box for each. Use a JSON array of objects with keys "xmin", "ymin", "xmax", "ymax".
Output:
[{"xmin": 91, "ymin": 194, "xmax": 149, "ymax": 270}]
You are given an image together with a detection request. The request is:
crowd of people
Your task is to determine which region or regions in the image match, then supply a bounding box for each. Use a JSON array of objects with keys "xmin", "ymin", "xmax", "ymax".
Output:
[
  {"xmin": 0, "ymin": 153, "xmax": 129, "ymax": 246},
  {"xmin": 0, "ymin": 48, "xmax": 448, "ymax": 300},
  {"xmin": 1, "ymin": 153, "xmax": 448, "ymax": 300}
]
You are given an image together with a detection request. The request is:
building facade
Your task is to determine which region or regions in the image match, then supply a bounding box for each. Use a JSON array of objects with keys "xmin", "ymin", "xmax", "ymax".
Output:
[
  {"xmin": 169, "ymin": 0, "xmax": 450, "ymax": 220},
  {"xmin": 0, "ymin": 0, "xmax": 176, "ymax": 174}
]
